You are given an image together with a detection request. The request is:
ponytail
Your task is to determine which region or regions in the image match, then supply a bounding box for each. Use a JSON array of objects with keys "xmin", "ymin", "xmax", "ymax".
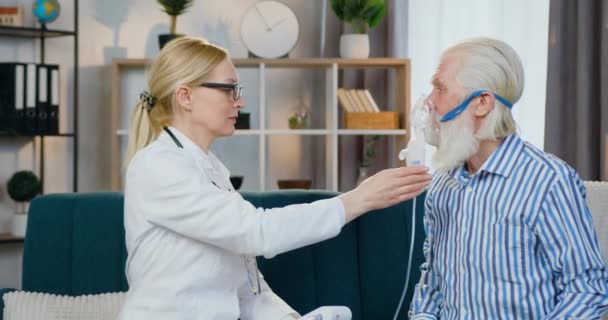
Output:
[{"xmin": 125, "ymin": 101, "xmax": 156, "ymax": 166}]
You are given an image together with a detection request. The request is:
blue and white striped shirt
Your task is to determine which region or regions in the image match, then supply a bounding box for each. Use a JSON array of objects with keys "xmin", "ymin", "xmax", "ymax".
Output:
[{"xmin": 410, "ymin": 134, "xmax": 608, "ymax": 319}]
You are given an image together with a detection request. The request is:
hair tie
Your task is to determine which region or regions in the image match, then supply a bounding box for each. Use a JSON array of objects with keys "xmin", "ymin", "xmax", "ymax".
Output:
[{"xmin": 139, "ymin": 91, "xmax": 157, "ymax": 111}]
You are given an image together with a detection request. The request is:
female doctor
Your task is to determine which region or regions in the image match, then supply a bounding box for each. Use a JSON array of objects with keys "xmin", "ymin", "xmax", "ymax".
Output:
[{"xmin": 118, "ymin": 36, "xmax": 431, "ymax": 320}]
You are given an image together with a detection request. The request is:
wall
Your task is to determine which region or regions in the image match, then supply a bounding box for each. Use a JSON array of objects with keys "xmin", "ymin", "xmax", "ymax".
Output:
[
  {"xmin": 0, "ymin": 0, "xmax": 551, "ymax": 289},
  {"xmin": 408, "ymin": 0, "xmax": 550, "ymax": 149},
  {"xmin": 0, "ymin": 0, "xmax": 331, "ymax": 289}
]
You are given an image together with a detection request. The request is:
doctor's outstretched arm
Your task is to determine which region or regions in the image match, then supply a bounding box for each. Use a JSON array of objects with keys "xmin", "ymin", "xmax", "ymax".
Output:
[
  {"xmin": 339, "ymin": 166, "xmax": 431, "ymax": 223},
  {"xmin": 127, "ymin": 150, "xmax": 431, "ymax": 259}
]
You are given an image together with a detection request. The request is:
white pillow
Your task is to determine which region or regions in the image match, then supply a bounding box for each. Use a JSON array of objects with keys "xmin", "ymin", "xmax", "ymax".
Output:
[{"xmin": 3, "ymin": 291, "xmax": 126, "ymax": 320}]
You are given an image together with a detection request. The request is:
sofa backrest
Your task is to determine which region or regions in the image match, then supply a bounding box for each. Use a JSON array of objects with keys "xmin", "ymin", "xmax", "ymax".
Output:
[
  {"xmin": 22, "ymin": 190, "xmax": 426, "ymax": 319},
  {"xmin": 245, "ymin": 191, "xmax": 426, "ymax": 320},
  {"xmin": 23, "ymin": 192, "xmax": 128, "ymax": 295}
]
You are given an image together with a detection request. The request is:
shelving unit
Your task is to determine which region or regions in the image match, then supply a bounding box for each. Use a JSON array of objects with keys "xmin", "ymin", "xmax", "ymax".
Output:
[
  {"xmin": 110, "ymin": 58, "xmax": 410, "ymax": 192},
  {"xmin": 0, "ymin": 1, "xmax": 79, "ymax": 193},
  {"xmin": 0, "ymin": 233, "xmax": 24, "ymax": 244}
]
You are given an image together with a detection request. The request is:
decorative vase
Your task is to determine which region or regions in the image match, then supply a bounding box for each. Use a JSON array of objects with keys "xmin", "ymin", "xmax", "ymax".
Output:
[
  {"xmin": 11, "ymin": 202, "xmax": 29, "ymax": 237},
  {"xmin": 235, "ymin": 112, "xmax": 250, "ymax": 129},
  {"xmin": 11, "ymin": 214, "xmax": 27, "ymax": 237},
  {"xmin": 356, "ymin": 166, "xmax": 369, "ymax": 186},
  {"xmin": 158, "ymin": 34, "xmax": 183, "ymax": 50},
  {"xmin": 339, "ymin": 34, "xmax": 370, "ymax": 58}
]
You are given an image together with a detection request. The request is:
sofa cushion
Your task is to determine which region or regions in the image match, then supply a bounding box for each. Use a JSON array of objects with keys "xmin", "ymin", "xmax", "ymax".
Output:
[
  {"xmin": 2, "ymin": 291, "xmax": 126, "ymax": 320},
  {"xmin": 357, "ymin": 197, "xmax": 426, "ymax": 320},
  {"xmin": 243, "ymin": 191, "xmax": 363, "ymax": 319},
  {"xmin": 22, "ymin": 192, "xmax": 127, "ymax": 295}
]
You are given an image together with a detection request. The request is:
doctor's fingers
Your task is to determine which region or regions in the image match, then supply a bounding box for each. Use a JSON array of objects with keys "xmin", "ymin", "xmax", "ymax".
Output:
[
  {"xmin": 388, "ymin": 165, "xmax": 430, "ymax": 177},
  {"xmin": 387, "ymin": 181, "xmax": 429, "ymax": 205},
  {"xmin": 384, "ymin": 172, "xmax": 431, "ymax": 190}
]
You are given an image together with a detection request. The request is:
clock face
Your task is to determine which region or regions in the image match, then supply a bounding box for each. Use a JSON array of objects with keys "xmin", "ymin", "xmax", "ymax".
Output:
[{"xmin": 241, "ymin": 1, "xmax": 300, "ymax": 59}]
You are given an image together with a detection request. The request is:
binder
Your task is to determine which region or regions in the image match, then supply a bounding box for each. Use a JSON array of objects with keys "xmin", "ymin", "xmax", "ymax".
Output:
[
  {"xmin": 36, "ymin": 64, "xmax": 49, "ymax": 134},
  {"xmin": 0, "ymin": 62, "xmax": 26, "ymax": 135},
  {"xmin": 48, "ymin": 65, "xmax": 59, "ymax": 134},
  {"xmin": 24, "ymin": 63, "xmax": 37, "ymax": 134}
]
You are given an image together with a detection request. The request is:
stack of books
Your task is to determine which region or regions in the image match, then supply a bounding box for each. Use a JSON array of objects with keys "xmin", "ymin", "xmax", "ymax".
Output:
[
  {"xmin": 337, "ymin": 88, "xmax": 381, "ymax": 113},
  {"xmin": 337, "ymin": 88, "xmax": 399, "ymax": 129}
]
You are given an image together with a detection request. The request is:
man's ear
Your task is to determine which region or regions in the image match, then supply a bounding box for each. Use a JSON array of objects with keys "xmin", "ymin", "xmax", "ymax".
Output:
[
  {"xmin": 175, "ymin": 85, "xmax": 193, "ymax": 111},
  {"xmin": 473, "ymin": 91, "xmax": 495, "ymax": 118}
]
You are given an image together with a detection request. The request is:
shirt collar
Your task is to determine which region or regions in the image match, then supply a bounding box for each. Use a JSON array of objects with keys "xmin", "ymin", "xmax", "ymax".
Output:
[{"xmin": 448, "ymin": 133, "xmax": 524, "ymax": 180}]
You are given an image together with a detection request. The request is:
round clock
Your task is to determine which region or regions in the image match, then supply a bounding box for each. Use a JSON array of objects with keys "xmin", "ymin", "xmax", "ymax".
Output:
[{"xmin": 240, "ymin": 1, "xmax": 300, "ymax": 59}]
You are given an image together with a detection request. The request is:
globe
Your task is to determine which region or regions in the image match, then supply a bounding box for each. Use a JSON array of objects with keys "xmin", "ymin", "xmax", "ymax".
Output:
[{"xmin": 33, "ymin": 0, "xmax": 60, "ymax": 24}]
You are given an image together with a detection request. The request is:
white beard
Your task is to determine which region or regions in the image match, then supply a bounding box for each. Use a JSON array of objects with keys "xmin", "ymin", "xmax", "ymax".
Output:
[{"xmin": 432, "ymin": 112, "xmax": 480, "ymax": 172}]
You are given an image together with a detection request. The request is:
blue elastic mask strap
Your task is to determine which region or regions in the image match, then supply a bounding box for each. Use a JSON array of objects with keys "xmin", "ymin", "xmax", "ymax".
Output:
[{"xmin": 439, "ymin": 90, "xmax": 513, "ymax": 122}]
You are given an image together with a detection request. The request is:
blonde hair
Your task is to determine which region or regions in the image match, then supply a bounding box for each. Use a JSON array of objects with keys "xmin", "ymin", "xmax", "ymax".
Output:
[
  {"xmin": 442, "ymin": 37, "xmax": 524, "ymax": 140},
  {"xmin": 125, "ymin": 36, "xmax": 228, "ymax": 165}
]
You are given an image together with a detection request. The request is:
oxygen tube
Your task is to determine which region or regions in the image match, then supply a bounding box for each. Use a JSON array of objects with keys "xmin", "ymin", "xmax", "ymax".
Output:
[{"xmin": 393, "ymin": 95, "xmax": 432, "ymax": 320}]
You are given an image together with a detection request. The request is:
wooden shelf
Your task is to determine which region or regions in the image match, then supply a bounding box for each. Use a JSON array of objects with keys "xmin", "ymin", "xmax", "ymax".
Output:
[
  {"xmin": 112, "ymin": 58, "xmax": 410, "ymax": 69},
  {"xmin": 111, "ymin": 58, "xmax": 411, "ymax": 191},
  {"xmin": 0, "ymin": 26, "xmax": 75, "ymax": 38},
  {"xmin": 0, "ymin": 133, "xmax": 74, "ymax": 138},
  {"xmin": 0, "ymin": 233, "xmax": 24, "ymax": 244}
]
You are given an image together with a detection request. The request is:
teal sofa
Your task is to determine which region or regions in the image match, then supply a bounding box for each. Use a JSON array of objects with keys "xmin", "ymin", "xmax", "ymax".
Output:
[{"xmin": 0, "ymin": 191, "xmax": 426, "ymax": 320}]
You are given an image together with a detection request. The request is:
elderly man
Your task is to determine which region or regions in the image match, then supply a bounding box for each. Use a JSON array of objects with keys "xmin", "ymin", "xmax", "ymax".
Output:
[{"xmin": 409, "ymin": 37, "xmax": 608, "ymax": 319}]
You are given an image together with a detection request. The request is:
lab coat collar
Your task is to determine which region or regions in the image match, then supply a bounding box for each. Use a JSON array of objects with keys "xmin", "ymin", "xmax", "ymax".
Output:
[{"xmin": 159, "ymin": 127, "xmax": 230, "ymax": 180}]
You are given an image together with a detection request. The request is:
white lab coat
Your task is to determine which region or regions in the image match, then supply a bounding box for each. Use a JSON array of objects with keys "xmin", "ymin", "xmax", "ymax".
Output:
[{"xmin": 118, "ymin": 127, "xmax": 346, "ymax": 320}]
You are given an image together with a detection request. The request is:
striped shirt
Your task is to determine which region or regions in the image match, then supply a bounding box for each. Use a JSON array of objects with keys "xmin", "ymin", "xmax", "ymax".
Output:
[{"xmin": 410, "ymin": 134, "xmax": 608, "ymax": 319}]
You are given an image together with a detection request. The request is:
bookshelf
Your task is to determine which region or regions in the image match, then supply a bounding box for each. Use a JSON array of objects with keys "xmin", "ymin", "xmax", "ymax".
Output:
[
  {"xmin": 110, "ymin": 58, "xmax": 410, "ymax": 191},
  {"xmin": 0, "ymin": 1, "xmax": 79, "ymax": 193}
]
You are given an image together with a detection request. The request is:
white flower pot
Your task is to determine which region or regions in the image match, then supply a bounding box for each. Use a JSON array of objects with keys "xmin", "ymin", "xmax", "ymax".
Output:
[
  {"xmin": 339, "ymin": 34, "xmax": 370, "ymax": 58},
  {"xmin": 12, "ymin": 214, "xmax": 28, "ymax": 237}
]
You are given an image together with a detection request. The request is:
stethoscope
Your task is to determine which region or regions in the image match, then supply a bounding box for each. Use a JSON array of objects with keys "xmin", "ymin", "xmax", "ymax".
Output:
[
  {"xmin": 164, "ymin": 127, "xmax": 232, "ymax": 192},
  {"xmin": 163, "ymin": 127, "xmax": 261, "ymax": 295}
]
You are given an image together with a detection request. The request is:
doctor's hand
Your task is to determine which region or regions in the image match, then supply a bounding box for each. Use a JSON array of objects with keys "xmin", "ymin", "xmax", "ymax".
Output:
[{"xmin": 338, "ymin": 166, "xmax": 431, "ymax": 223}]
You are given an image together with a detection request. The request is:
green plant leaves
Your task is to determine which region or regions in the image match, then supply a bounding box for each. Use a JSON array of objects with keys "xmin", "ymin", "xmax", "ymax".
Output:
[
  {"xmin": 157, "ymin": 0, "xmax": 193, "ymax": 16},
  {"xmin": 329, "ymin": 0, "xmax": 386, "ymax": 31},
  {"xmin": 7, "ymin": 171, "xmax": 41, "ymax": 202},
  {"xmin": 364, "ymin": 2, "xmax": 385, "ymax": 28}
]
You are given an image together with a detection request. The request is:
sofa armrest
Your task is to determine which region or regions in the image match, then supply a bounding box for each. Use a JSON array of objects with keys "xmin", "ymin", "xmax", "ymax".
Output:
[{"xmin": 0, "ymin": 288, "xmax": 18, "ymax": 320}]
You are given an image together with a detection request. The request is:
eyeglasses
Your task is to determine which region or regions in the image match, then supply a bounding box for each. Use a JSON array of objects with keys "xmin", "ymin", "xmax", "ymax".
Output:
[{"xmin": 200, "ymin": 82, "xmax": 243, "ymax": 101}]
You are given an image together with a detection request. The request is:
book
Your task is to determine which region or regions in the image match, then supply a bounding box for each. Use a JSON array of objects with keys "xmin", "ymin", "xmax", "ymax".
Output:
[
  {"xmin": 363, "ymin": 89, "xmax": 381, "ymax": 112},
  {"xmin": 355, "ymin": 89, "xmax": 376, "ymax": 112},
  {"xmin": 0, "ymin": 63, "xmax": 26, "ymax": 135},
  {"xmin": 337, "ymin": 88, "xmax": 355, "ymax": 112},
  {"xmin": 24, "ymin": 63, "xmax": 37, "ymax": 134},
  {"xmin": 37, "ymin": 64, "xmax": 50, "ymax": 134},
  {"xmin": 48, "ymin": 65, "xmax": 60, "ymax": 134},
  {"xmin": 0, "ymin": 6, "xmax": 23, "ymax": 27},
  {"xmin": 348, "ymin": 89, "xmax": 369, "ymax": 112}
]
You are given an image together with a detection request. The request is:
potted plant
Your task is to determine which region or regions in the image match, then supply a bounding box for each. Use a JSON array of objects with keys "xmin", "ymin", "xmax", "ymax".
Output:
[
  {"xmin": 330, "ymin": 0, "xmax": 385, "ymax": 58},
  {"xmin": 157, "ymin": 0, "xmax": 193, "ymax": 49},
  {"xmin": 6, "ymin": 170, "xmax": 41, "ymax": 237},
  {"xmin": 357, "ymin": 135, "xmax": 381, "ymax": 185}
]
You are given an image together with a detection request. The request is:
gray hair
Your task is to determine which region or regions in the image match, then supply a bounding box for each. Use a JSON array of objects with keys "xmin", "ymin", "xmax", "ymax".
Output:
[{"xmin": 442, "ymin": 37, "xmax": 524, "ymax": 140}]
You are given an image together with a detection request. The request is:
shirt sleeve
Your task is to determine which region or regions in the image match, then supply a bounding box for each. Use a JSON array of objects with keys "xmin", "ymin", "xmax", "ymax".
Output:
[
  {"xmin": 125, "ymin": 149, "xmax": 346, "ymax": 259},
  {"xmin": 238, "ymin": 271, "xmax": 300, "ymax": 320},
  {"xmin": 410, "ymin": 190, "xmax": 443, "ymax": 319},
  {"xmin": 533, "ymin": 168, "xmax": 608, "ymax": 319}
]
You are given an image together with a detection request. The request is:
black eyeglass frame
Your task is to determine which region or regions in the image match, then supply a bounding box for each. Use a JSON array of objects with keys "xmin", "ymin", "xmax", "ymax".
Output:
[{"xmin": 200, "ymin": 82, "xmax": 243, "ymax": 101}]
